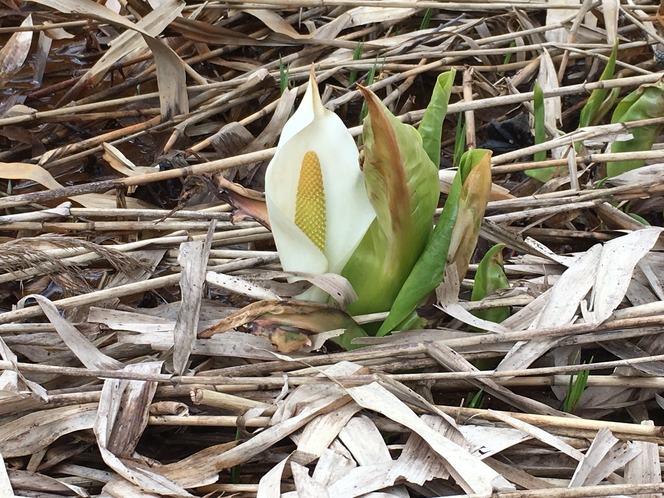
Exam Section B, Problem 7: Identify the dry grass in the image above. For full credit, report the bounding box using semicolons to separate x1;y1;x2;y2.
0;0;664;496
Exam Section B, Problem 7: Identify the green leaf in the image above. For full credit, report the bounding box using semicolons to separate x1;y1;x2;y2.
331;321;369;350
376;149;492;336
348;42;364;88
533;81;546;163
375;171;460;336
342;87;440;317
628;212;650;226
471;243;510;326
608;78;664;177
468;389;485;408
499;41;516;76
578;40;619;129
419;8;433;29
418;70;456;167
525;81;556;182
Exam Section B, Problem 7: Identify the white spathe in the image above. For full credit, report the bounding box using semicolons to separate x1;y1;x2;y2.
265;71;376;280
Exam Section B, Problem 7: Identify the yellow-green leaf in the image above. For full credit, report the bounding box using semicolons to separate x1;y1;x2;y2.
418;70;456;167
342;87;439;316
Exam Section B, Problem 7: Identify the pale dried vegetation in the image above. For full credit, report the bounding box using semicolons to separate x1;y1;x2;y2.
2;0;664;496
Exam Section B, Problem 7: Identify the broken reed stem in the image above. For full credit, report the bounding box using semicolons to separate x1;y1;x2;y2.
191;388;275;414
463;482;664;497
149;415;271;427
486;176;664;213
33;116;162;163
215;0;654;10
308;41;645;67
11;374;662;408
492;148;664;174
0;231;193;284
198;485;260;494
0;148;276;209
170;249;278;259
151;397;664;444
40;109;161;123
433;375;664;391
492;115;664;165
0;19;96;34
0;228;270;285
68;207;232;219
485;200;600;223
0;221;265;232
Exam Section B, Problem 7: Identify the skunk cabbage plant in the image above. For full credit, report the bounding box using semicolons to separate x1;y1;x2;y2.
265;69;494;345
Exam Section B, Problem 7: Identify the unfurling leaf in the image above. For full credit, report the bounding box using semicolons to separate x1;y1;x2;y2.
578;41;619;129
607;77;664;177
376;149;492;336
471;243;510;327
342;86;439;316
418;70;456;168
525;81;553;182
533;81;546;164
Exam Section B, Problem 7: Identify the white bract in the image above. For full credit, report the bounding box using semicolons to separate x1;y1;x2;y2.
265;71;376;286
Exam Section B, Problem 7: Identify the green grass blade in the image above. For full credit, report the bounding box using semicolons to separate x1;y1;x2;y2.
420;8;433;29
468;389;484;408
563;353;592;413
453;114;465;167
533;80;546;163
358;57;379;129
499;41;516;76
348;42;364;88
